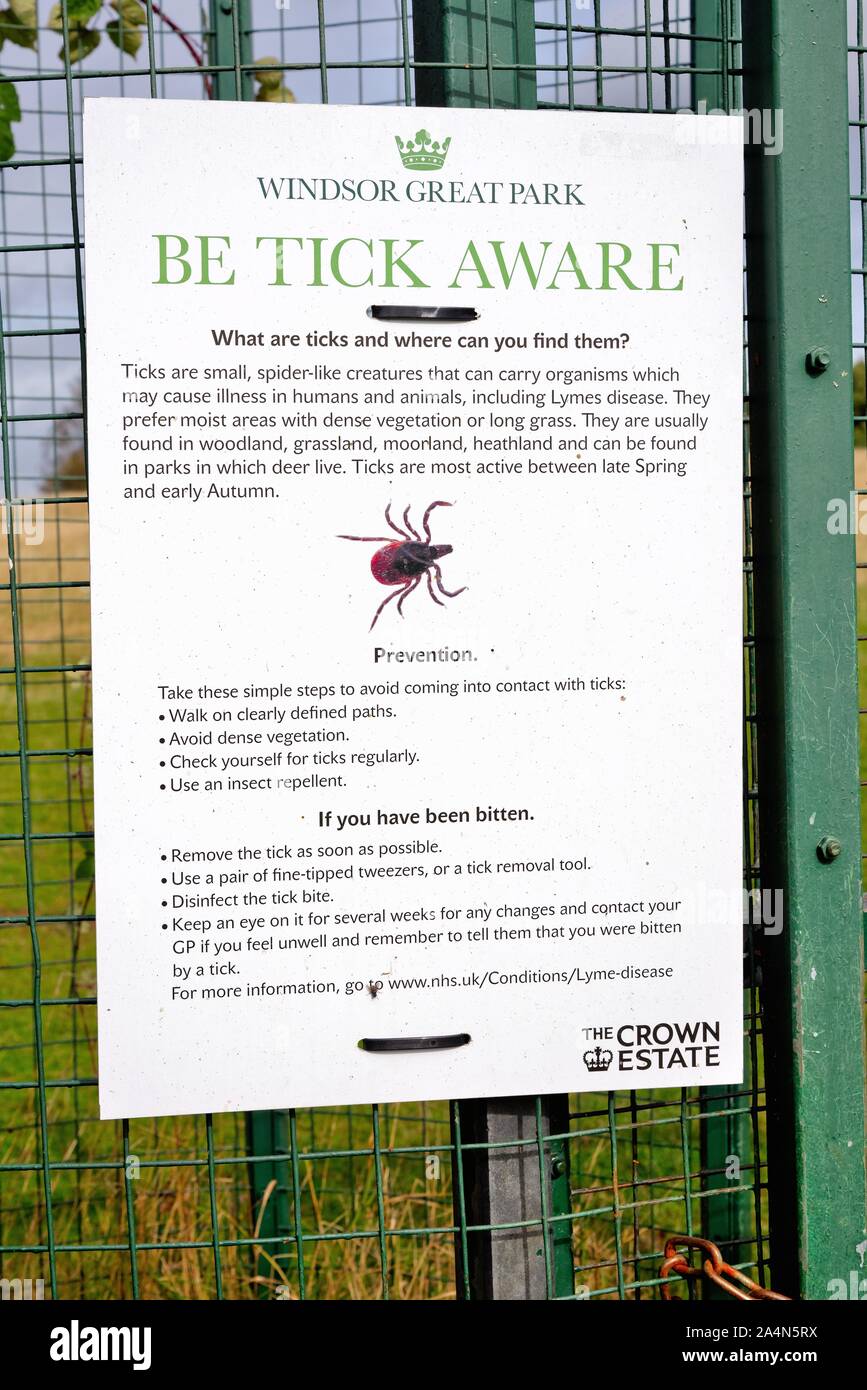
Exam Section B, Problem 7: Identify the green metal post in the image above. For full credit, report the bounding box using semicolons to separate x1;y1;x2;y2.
415;0;570;1298
414;0;537;109
208;0;253;103
693;0;725;110
743;0;867;1297
693;0;754;1285
245;1110;292;1293
452;1096;572;1301
698;1079;754;1276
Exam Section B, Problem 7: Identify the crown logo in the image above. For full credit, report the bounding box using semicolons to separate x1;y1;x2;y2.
395;128;451;171
583;1046;613;1073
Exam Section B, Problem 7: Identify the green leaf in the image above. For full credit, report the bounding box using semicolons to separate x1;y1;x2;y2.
254;57;283;91
9;0;37;26
0;76;20;158
62;25;100;63
75;848;95;882
256;85;295;103
254;56;295;103
49;0;102;34
66;0;102;23
0;54;20;159
106;16;142;55
0;119;15;162
0;8;37;50
0;77;21;122
111;0;146;25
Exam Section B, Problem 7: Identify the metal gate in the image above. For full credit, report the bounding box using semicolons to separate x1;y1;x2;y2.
0;0;863;1301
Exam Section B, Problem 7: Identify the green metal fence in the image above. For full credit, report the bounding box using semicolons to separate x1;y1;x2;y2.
0;0;863;1301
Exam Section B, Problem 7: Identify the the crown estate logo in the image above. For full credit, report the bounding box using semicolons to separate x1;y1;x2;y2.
583;1046;613;1074
582;1020;722;1075
395;128;451;171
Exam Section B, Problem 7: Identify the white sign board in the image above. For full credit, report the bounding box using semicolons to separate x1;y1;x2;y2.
84;98;744;1119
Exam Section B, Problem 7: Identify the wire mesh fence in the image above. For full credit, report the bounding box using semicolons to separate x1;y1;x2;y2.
0;0;848;1301
849;3;867;971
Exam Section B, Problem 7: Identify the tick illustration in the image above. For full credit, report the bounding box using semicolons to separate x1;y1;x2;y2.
338;501;467;631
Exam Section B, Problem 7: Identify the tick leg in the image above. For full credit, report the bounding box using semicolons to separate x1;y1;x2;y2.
403;506;422;541
396;575;422;617
432;563;467;599
421;500;452;542
426;569;445;607
369;584;405;632
385;503;412;540
337;534;394;542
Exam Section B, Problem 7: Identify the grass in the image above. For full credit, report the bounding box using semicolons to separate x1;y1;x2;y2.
0;500;768;1300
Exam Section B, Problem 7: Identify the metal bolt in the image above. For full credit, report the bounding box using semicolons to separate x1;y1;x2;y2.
816;836;842;863
806;347;831;376
551;1156;567;1179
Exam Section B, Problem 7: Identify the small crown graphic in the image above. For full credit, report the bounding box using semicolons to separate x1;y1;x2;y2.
583;1046;613;1073
395;128;451;171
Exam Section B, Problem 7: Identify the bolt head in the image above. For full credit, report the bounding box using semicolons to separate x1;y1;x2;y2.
806;348;831;375
816;836;842;863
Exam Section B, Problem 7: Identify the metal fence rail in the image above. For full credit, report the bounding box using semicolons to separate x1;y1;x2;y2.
0;0;862;1301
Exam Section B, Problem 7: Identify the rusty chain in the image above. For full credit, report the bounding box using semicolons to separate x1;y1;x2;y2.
659;1235;791;1301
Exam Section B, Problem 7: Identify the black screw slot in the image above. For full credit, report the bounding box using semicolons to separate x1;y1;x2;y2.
368;305;478;323
358;1033;472;1053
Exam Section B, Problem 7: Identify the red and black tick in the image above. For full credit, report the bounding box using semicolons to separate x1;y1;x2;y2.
338;501;467;632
